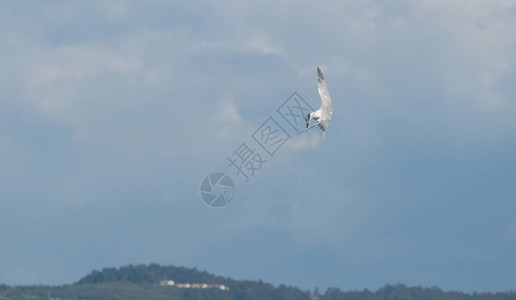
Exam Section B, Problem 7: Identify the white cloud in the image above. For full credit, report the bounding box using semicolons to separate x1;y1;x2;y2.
413;0;516;108
329;57;381;95
247;33;284;56
344;0;382;35
285;134;320;150
207;100;253;142
25;44;141;121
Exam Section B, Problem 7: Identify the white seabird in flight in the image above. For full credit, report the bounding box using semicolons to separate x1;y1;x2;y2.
297;66;333;139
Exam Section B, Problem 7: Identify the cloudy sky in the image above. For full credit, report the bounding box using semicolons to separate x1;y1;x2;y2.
1;0;515;293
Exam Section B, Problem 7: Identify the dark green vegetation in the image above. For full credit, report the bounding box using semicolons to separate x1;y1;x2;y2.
0;264;514;300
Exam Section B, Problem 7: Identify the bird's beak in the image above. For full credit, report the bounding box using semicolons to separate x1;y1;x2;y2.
306;122;309;128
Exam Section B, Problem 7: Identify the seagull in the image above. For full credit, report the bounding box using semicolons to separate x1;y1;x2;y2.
297;67;333;139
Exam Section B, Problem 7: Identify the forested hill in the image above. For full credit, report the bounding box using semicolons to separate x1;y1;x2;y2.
0;264;515;300
77;263;229;285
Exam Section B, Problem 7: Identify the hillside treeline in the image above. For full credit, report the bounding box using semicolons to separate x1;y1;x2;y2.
0;264;514;300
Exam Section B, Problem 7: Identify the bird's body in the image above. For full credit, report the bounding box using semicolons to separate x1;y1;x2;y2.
308;109;330;131
298;67;333;139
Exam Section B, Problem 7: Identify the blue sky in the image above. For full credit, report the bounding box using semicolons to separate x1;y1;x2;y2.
1;0;515;293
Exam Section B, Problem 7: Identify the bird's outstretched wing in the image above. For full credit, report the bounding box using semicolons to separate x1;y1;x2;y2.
317;67;332;117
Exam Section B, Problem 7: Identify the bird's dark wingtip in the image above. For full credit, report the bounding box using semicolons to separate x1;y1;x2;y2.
317;67;324;80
